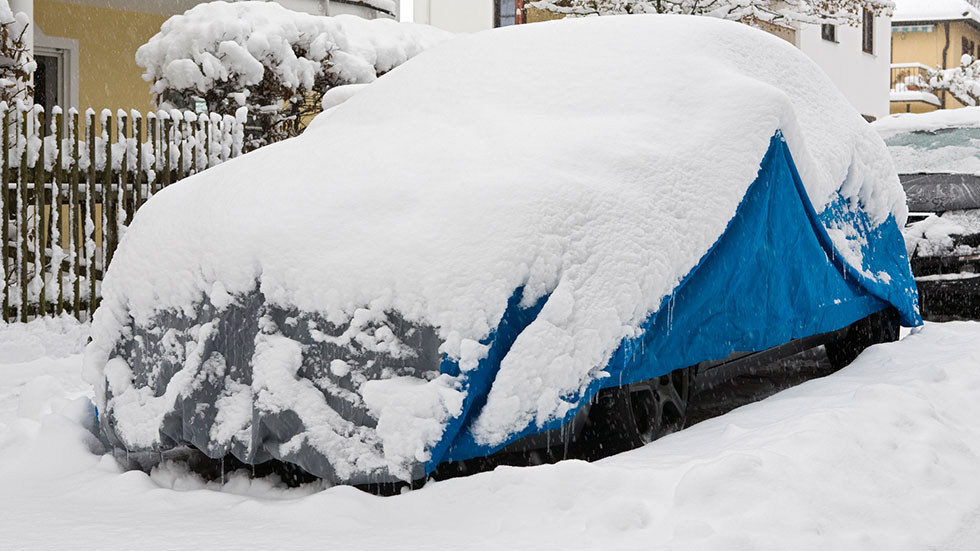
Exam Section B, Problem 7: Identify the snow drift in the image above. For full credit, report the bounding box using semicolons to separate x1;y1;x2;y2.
86;15;918;484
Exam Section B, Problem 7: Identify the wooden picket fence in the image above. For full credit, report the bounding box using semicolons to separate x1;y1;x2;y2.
0;102;245;323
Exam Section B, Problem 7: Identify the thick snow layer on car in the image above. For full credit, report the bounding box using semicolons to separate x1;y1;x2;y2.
86;15;908;478
6;321;980;549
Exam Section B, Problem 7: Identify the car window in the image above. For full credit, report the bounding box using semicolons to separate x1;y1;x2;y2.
884;127;980;175
884;127;980;150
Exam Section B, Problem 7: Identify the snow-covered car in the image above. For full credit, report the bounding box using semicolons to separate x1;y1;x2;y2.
875;108;980;320
85;15;921;488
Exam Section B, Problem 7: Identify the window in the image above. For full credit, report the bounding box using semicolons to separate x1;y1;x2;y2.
495;0;516;27
821;23;837;42
965;36;978;60
33;27;79;115
862;9;874;54
34;54;61;116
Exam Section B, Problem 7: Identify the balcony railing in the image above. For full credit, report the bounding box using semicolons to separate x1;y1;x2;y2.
890;63;941;107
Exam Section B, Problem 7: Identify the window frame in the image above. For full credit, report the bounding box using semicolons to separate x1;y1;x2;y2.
34;25;79;111
821;23;837;43
862;9;874;55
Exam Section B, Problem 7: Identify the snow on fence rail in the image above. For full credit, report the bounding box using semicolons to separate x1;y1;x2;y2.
0;102;245;323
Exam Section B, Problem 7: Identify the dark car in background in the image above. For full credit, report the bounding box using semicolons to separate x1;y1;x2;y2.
876;110;980;320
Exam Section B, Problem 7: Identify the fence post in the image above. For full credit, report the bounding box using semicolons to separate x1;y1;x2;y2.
190;114;199;176
53;109;65;316
176;114;186;181
1;106;8;323
35;108;48;318
132;110;142;219
86;109;96;317
163;116;172;189
103;113;116;275
117;111;128;253
70;109;81;319
19;109;28;322
148;114;158;196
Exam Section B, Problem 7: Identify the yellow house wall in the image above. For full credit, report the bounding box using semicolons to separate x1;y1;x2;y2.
892;21;980;109
889;101;940;114
34;0;167;113
526;7;565;23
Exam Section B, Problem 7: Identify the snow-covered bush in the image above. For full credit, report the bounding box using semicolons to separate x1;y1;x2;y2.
528;0;893;26
0;1;33;104
929;54;980;107
136;1;451;149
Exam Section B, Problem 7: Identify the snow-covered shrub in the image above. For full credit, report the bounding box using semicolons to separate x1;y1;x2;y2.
528;0;893;26
136;1;451;150
0;1;33;104
930;54;980;107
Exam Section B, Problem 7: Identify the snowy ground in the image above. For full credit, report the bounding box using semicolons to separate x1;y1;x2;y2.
1;318;979;550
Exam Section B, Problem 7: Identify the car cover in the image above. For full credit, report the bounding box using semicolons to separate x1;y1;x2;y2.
86;15;921;485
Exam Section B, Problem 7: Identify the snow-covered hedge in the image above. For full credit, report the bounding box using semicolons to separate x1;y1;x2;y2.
135;1;452;148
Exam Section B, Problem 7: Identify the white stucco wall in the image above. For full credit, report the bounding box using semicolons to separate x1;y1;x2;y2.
797;15;892;120
413;0;492;32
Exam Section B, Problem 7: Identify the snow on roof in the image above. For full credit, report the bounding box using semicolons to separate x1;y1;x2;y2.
86;15;906;469
893;0;980;24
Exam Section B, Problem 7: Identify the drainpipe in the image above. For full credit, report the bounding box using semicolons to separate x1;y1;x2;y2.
942;21;950;108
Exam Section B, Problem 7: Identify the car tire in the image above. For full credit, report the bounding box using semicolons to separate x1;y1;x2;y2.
580;366;695;459
825;307;900;370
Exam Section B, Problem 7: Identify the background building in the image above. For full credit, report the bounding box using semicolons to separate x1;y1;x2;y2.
413;0;519;31
890;0;980;112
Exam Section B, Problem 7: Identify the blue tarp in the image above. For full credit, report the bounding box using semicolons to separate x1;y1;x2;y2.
429;132;921;471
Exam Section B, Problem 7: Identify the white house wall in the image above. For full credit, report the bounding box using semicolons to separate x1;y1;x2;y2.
797;16;891;120
414;0;493;32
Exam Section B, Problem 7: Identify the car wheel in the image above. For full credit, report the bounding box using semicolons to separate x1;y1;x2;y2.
825;307;900;370
580;366;694;459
